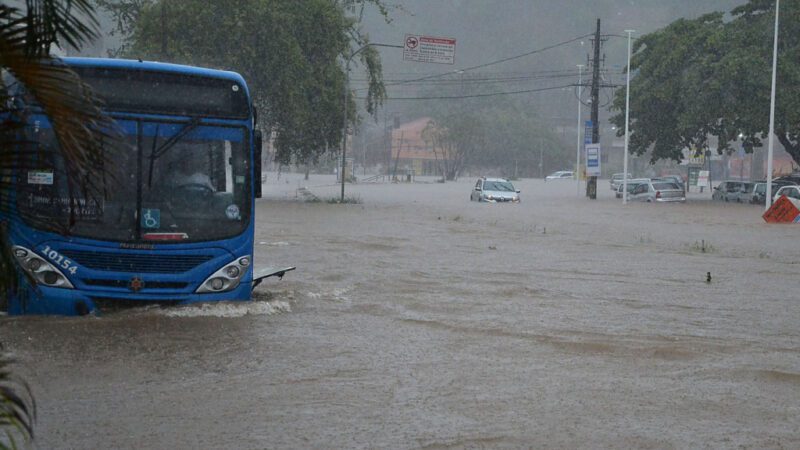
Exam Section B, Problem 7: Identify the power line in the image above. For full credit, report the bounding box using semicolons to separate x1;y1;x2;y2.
351;70;625;88
354;32;594;92
355;84;575;101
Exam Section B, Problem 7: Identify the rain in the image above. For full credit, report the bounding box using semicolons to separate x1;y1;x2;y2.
1;1;799;448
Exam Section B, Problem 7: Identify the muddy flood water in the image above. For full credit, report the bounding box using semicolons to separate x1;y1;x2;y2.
2;174;799;449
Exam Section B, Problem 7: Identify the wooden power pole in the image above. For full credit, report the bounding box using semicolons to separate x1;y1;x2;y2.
587;18;602;199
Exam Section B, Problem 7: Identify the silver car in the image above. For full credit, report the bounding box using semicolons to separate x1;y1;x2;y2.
629;181;686;202
615;178;650;198
471;177;520;203
712;181;751;202
545;171;574;181
610;172;633;191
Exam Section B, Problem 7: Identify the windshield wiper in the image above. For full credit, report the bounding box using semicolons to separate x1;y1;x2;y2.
147;117;201;188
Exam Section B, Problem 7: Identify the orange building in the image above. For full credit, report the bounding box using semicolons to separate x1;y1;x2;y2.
389;117;451;177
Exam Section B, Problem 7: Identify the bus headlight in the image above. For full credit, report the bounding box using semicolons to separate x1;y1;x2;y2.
12;246;74;289
196;255;250;294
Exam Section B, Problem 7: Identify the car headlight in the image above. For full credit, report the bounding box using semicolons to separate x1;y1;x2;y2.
196;255;251;293
12;246;73;289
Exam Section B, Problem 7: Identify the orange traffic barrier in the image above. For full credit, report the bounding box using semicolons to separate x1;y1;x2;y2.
763;196;800;223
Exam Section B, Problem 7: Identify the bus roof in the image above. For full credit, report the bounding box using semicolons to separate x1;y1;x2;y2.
61;57;251;119
62;57;248;89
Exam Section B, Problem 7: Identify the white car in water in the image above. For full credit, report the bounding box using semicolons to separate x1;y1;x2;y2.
471;177;520;203
629;181;686;202
545;171;574;181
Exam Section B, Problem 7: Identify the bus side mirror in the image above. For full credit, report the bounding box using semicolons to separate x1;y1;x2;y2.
254;130;263;198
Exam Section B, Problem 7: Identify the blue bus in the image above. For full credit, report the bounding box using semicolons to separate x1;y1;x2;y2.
5;58;292;315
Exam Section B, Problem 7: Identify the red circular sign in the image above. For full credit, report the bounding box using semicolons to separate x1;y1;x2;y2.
405;36;418;49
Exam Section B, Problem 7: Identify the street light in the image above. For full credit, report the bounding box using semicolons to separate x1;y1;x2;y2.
765;0;780;211
576;64;584;195
341;42;403;202
622;29;635;205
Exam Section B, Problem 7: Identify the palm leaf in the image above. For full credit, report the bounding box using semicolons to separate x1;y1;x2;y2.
22;0;99;55
0;357;35;450
1;2;120;296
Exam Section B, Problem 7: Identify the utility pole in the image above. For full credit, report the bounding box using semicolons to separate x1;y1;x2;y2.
586;19;602;199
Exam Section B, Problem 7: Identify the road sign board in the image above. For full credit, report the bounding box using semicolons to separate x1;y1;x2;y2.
586;143;601;176
584;120;593;146
403;34;456;65
698;170;710;187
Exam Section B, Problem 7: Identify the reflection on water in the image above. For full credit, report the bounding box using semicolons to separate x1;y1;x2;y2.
2;174;799;448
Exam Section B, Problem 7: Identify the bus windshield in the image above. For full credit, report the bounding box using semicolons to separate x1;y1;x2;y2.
16;118;251;243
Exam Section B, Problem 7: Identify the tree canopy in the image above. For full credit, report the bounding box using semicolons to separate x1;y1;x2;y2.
610;0;800;167
97;0;390;165
420;90;572;180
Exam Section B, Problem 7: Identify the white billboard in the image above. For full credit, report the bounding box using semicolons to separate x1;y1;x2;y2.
403;34;456;65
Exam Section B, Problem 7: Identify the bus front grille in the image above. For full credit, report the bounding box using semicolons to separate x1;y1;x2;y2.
82;279;189;290
61;250;213;274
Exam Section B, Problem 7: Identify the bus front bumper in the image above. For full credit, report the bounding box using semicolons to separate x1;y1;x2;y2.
8;281;254;316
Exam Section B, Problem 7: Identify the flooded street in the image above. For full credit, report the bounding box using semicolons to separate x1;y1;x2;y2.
2;174;799;449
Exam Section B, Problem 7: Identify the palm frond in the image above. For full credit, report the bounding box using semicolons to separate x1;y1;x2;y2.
22;0;99;55
0;356;35;449
0;0;119;297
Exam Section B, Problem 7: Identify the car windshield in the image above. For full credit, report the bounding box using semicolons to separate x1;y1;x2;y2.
16;118;250;243
755;184;766;194
626;182;643;192
483;181;515;192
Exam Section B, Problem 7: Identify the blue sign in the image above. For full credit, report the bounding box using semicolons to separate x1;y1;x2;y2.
584;120;593;146
141;208;160;229
585;143;601;176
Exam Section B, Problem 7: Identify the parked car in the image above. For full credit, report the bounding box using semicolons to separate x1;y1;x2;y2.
545;171;574;181
610;172;633;191
653;175;684;187
773;185;800;203
775;174;800;185
471;177;520;202
748;180;797;204
712;181;746;202
746;182;766;204
615;178;650;198
629;181;686;202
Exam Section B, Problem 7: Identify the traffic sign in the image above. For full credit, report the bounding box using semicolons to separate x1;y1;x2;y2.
586;143;601;176
403;34;456;65
584;120;592;146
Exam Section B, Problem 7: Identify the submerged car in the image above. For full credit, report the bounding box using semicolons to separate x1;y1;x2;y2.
712;181;749;202
629;181;686;202
610;172;633;191
652;175;685;188
545;171;574;181
751;180;797;204
745;182;766;204
773;185;800;203
615;178;650;198
471;177;520;202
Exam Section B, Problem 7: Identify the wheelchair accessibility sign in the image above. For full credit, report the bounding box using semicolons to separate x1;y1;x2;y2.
141;208;160;229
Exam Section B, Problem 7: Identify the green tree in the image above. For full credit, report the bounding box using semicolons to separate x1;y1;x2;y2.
1;1;115;446
611;1;800;167
97;0;389;166
421;89;572;179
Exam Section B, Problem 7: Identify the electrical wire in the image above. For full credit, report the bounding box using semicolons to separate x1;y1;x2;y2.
355;84;576;101
353;32;595;92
